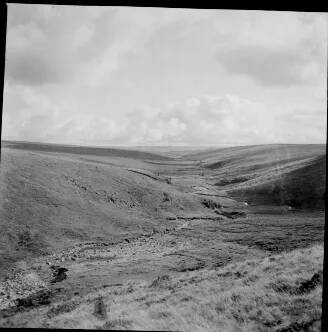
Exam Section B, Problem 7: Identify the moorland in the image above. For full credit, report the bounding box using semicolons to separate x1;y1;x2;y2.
0;141;325;331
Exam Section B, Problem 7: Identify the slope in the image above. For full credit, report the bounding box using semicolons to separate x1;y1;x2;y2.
0;147;203;278
185;144;326;209
228;155;326;208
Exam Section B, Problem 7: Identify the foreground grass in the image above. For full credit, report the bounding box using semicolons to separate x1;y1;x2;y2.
40;244;323;331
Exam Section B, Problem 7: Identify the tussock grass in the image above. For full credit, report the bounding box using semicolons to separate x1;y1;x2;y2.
44;244;323;331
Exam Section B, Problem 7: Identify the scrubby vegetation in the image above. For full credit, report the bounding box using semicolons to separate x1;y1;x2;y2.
0;143;325;330
16;245;321;331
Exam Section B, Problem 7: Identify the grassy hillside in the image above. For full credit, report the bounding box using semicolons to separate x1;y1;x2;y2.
184;144;325;165
0;147;202;277
2;244;322;331
185;144;326;209
228;155;326;208
0;143;324;272
0;142;325;330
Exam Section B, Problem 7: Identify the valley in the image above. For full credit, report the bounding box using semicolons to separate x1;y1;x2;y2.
0;141;325;331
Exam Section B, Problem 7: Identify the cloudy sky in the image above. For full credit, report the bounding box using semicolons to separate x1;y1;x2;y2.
2;5;327;146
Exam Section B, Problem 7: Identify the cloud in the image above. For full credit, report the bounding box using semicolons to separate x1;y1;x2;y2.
5;5;205;88
274;108;327;144
3;79;325;145
217;43;319;86
216;11;326;87
5;5;117;86
121;95;278;145
3;6;326;146
122;95;326;145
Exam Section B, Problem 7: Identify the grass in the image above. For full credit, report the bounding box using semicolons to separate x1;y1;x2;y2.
185;144;326;209
36;244;323;331
0;147;203;278
229;155;325;208
0;142;325;330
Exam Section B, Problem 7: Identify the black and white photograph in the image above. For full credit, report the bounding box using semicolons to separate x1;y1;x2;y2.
0;4;326;331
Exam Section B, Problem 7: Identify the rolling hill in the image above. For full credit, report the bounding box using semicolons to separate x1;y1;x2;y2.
1;140;172;161
0;145;204;278
185;144;326;208
228;155;326;208
0;142;325;330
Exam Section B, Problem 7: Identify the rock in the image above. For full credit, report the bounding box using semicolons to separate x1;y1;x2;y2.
93;297;108;320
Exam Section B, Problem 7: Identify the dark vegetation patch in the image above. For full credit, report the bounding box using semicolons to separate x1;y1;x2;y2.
215;209;247;219
46;301;79;318
176;260;206;272
0;289;58;319
15;290;52;308
50;266;68;283
206;160;227;169
202;199;221;209
174;216;224;221
93;297;108;320
276;318;320;332
271;282;301;295
299;272;323;293
101;318;133;330
162;192;171;202
150;275;171;288
271;273;323;296
205;158;238;169
215;176;249;186
165;177;172;184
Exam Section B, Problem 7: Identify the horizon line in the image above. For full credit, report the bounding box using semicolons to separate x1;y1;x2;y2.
1;138;326;150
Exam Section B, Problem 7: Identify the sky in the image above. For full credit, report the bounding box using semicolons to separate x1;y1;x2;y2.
2;5;327;146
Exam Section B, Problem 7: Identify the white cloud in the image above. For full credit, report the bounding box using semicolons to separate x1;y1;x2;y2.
3;78;326;145
119;95;280;145
216;11;327;86
3;6;326;146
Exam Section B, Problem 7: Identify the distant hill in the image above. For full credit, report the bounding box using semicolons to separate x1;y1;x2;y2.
228;155;326;208
1;140;172;161
190;144;326;209
184;144;325;164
